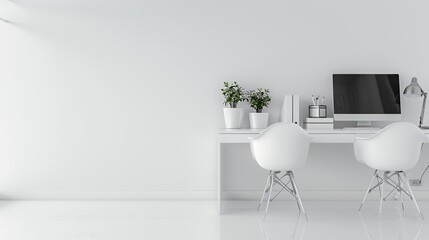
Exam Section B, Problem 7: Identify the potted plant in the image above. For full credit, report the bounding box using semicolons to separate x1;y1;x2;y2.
247;88;271;129
221;81;246;129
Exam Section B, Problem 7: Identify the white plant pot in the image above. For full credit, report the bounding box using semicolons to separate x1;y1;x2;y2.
249;112;269;129
223;108;244;129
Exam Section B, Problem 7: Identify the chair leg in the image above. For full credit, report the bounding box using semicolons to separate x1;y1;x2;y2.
379;171;386;215
376;175;382;197
259;171;308;220
264;172;274;218
258;171;272;211
359;170;378;211
286;172;301;212
398;173;405;212
290;172;308;221
270;174;291;202
402;172;424;220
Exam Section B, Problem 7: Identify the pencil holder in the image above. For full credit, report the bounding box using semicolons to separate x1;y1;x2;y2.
309;105;327;118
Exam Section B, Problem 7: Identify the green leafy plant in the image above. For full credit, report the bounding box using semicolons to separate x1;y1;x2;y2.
247;88;271;113
221;81;246;108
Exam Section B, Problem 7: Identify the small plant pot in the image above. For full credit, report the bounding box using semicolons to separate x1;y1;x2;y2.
223;108;244;129
249;112;269;129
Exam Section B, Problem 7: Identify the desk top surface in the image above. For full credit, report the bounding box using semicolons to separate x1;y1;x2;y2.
218;128;429;134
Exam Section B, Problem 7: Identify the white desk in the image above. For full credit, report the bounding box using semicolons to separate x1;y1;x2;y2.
217;128;429;214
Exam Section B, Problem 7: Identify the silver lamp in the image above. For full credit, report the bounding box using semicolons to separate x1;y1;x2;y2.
403;77;429;129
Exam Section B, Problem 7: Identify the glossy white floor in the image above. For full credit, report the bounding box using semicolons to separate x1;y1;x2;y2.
0;200;426;240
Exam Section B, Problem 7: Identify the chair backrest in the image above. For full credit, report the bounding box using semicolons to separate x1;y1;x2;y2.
250;122;311;171
354;122;427;171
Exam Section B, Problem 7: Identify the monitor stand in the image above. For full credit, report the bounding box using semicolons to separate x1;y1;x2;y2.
343;121;381;130
357;121;371;128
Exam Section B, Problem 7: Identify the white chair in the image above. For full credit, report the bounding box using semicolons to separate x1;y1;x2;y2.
354;122;426;218
250;122;311;219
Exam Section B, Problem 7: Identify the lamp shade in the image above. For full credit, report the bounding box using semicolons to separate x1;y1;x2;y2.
403;77;424;98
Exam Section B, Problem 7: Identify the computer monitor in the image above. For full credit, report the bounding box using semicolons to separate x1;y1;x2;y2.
333;74;401;127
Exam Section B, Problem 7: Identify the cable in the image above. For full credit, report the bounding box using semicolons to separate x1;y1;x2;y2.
0;17;10;23
419;164;429;182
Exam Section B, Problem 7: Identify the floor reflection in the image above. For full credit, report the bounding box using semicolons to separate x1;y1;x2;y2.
219;201;428;240
219;201;308;240
257;212;307;240
359;211;424;240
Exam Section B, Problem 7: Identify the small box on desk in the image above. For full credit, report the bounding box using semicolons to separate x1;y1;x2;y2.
303;118;334;129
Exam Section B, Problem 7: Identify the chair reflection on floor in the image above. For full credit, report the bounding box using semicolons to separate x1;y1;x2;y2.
359;211;424;240
257;211;307;240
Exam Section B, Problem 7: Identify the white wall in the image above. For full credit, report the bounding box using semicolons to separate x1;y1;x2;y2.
0;0;429;200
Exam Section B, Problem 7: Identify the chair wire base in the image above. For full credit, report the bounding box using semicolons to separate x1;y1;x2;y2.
359;170;424;220
258;171;308;221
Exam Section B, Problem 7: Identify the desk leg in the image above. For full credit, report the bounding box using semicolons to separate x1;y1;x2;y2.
217;142;221;215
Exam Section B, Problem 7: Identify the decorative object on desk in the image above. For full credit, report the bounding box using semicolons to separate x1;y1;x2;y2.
303;118;334;129
309;95;326;118
280;95;300;125
221;81;246;128
309;105;327;118
404;77;429;129
311;95;325;106
246;88;271;129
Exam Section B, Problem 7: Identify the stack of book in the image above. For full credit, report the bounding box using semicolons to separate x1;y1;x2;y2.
303;118;334;129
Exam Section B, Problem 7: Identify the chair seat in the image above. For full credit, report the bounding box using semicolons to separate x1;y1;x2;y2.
249;123;311;220
353;122;426;218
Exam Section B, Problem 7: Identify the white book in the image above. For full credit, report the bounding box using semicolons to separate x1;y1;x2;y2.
292;95;300;125
280;95;293;123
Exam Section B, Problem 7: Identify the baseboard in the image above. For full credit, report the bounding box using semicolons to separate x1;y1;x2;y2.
221;190;429;201
0;191;215;200
2;190;429;201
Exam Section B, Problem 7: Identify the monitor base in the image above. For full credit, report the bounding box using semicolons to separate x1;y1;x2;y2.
343;127;381;131
357;121;372;128
342;121;381;130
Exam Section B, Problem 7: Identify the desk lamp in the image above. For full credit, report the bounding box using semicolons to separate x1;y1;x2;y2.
403;77;429;129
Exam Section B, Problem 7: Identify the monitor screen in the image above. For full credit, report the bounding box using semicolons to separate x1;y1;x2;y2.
333;74;401;116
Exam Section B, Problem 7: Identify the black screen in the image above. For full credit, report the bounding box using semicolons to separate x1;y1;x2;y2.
333;74;401;114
